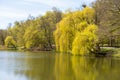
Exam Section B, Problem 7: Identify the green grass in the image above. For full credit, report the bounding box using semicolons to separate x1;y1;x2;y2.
100;47;120;57
112;48;120;57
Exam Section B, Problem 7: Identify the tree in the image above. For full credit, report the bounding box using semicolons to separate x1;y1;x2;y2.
0;30;7;45
4;8;62;50
23;21;45;49
93;0;120;47
5;36;17;48
54;7;98;55
39;8;62;49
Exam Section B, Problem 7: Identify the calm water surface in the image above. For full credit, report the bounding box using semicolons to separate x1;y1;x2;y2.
0;51;120;80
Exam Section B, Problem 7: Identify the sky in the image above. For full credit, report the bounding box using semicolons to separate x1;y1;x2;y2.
0;0;95;29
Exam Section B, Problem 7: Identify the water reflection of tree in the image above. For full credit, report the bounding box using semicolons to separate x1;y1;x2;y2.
12;53;120;80
54;54;120;80
95;58;120;80
71;56;98;80
14;53;55;80
71;57;120;80
54;54;75;80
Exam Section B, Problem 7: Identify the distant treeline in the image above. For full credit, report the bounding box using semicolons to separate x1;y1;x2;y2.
1;7;62;51
0;0;120;55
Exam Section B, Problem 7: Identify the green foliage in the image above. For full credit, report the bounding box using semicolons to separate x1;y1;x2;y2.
5;36;17;48
23;23;45;49
0;30;7;45
4;8;62;50
72;24;98;55
54;7;98;55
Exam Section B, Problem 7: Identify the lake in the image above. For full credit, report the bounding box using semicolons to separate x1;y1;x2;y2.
0;51;120;80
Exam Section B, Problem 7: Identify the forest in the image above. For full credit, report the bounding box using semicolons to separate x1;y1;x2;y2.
0;0;120;56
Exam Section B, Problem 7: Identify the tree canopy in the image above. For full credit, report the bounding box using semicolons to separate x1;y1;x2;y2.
4;8;62;50
93;0;120;46
5;36;17;48
54;7;98;55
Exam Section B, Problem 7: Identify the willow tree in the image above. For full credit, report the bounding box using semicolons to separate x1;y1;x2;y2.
5;36;17;48
23;20;45;49
54;7;98;55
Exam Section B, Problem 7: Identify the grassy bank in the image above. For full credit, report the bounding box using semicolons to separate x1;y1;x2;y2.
100;47;120;57
0;45;56;53
1;45;120;57
111;48;120;57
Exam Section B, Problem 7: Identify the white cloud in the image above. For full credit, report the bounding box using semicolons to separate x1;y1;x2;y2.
23;0;80;8
0;0;95;19
0;0;96;29
0;6;27;29
22;0;96;10
0;5;45;29
0;11;27;18
0;6;28;18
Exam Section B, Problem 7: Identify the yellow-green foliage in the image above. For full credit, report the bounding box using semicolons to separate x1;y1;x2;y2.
72;24;98;55
3;9;62;50
54;7;98;55
5;36;17;48
23;23;45;49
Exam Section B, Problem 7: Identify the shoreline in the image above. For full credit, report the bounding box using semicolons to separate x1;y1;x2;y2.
0;47;120;57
